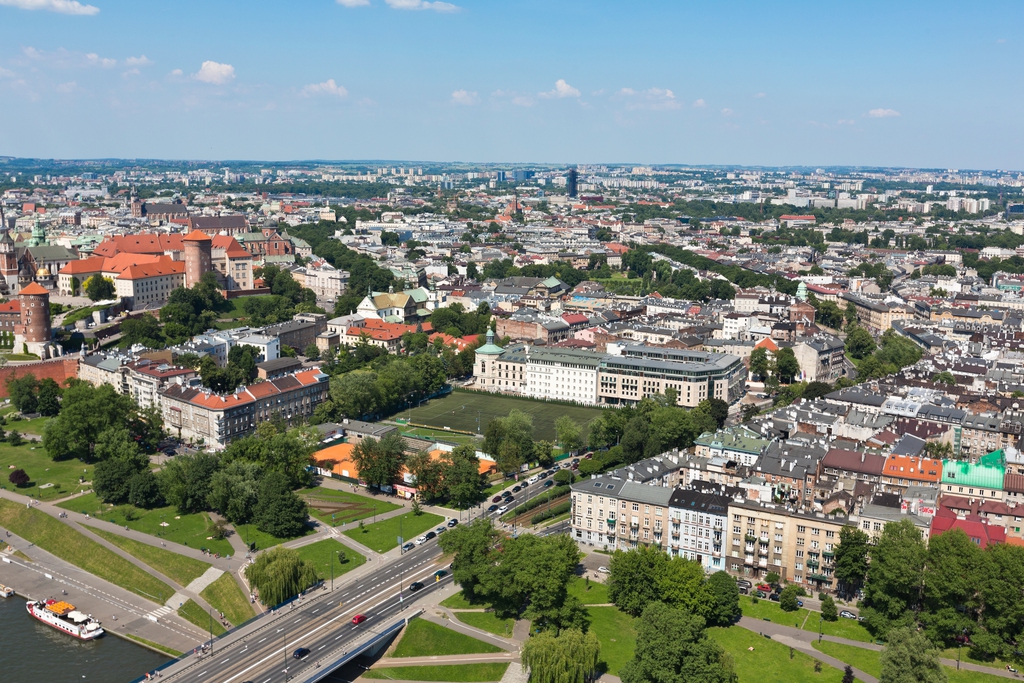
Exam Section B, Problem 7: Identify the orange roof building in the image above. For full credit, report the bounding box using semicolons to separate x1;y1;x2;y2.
313;442;495;492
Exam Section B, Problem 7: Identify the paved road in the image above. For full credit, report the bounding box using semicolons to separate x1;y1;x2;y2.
158;473;559;683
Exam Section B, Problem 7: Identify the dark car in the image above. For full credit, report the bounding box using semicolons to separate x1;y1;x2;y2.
501;491;512;499
434;569;448;579
447;518;458;528
487;504;498;512
504;496;515;504
492;495;503;503
511;485;521;493
293;648;311;659
544;480;554;487
768;593;780;602
424;531;436;541
538;472;548;479
408;581;424;592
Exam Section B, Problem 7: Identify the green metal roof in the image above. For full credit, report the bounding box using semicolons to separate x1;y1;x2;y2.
941;453;1005;490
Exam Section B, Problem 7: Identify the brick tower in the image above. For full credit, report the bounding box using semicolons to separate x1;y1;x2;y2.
0;229;18;292
183;229;212;288
15;282;54;358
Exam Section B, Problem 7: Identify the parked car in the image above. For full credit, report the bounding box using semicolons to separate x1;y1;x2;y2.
597;566;610;574
447;519;458;528
544;480;554;487
539;472;548;479
414;535;427;545
504;496;515;504
498;505;509;514
492;495;503;503
435;526;447;535
840;610;857;619
738;586;750;595
512;485;521;493
424;531;436;541
501;490;512;498
797;600;804;607
408;581;424;592
487;504;498;512
293;648;311;659
736;580;752;589
352;614;367;625
402;542;415;552
434;569;448;579
768;593;780;602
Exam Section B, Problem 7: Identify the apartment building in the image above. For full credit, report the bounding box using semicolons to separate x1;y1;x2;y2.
125;358;196;408
598;346;746;408
842;294;911;332
570;475;672;551
791;335;846;383
668;488;728;572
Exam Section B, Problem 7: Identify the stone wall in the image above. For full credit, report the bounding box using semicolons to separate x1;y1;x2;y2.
0;357;80;398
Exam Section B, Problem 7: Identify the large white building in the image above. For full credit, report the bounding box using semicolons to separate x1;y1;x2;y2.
474;336;601;404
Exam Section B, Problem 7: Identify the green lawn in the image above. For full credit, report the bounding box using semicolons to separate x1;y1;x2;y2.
234;522;314;552
363;664;509;682
0;442;94;500
298;486;401;527
57;493;233;556
403;392;605;441
588;606;637;675
940;648;1011;672
440;591;485;610
1;411;51;436
400;427;484;446
344;512;444;553
568;576;610;605
200;573;255;627
740;595;809;628
394;618;502;657
177;598;227;636
0;498;174;604
801;614;874;643
452;611;515;638
125;634;184;658
814;640;1007;683
89;526;211;586
712;626;843;683
293;538;367;582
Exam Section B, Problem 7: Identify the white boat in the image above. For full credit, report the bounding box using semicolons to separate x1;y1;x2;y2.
0;584;13;598
26;599;104;640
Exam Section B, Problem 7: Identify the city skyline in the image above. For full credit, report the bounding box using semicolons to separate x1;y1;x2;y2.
0;0;1021;168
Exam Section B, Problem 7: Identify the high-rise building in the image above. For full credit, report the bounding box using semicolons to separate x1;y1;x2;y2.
567;167;579;198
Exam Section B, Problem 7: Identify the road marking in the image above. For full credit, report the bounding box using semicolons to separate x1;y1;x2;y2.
318;645;326;650
258;637;266;643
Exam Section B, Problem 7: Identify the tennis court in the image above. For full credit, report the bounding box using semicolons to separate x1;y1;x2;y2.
400;391;605;441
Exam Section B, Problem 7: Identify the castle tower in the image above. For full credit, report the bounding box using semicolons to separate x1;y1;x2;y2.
27;217;47;248
15;282;54;358
183;229;213;288
0;229;18;291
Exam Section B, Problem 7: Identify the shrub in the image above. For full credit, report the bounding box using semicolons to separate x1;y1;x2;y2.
8;468;29;487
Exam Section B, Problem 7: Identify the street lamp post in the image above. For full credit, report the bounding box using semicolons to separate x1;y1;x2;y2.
818;617;823;643
957;628;967;670
209;607;214;655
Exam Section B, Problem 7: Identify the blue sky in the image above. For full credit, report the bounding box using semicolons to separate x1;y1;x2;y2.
0;0;1020;168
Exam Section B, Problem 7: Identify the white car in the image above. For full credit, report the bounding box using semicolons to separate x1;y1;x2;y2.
498;505;509;514
414;535;428;545
597;566;610;574
528;475;539;484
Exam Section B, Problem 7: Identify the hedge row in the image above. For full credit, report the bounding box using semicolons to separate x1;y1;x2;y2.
531;501;572;525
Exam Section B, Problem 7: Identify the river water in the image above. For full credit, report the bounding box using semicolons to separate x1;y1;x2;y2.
0;596;168;683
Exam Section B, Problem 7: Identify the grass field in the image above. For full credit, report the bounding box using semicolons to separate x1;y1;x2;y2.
568;577;610;605
293;538;366;582
739;595;809;628
177;598;227;636
0;498;174;604
440;591;483;610
402;392;605;441
298;486;402;527
363;664;509;682
0;442;93;500
712;627;843;683
200;573;255;627
89;527;211;587
393;618;502;657
801;614;874;643
58;493;234;556
587;606;637;675
234;522;313;552
343;512;443;553
813;641;1006;683
0;406;52;436
399;426;483;447
452;611;515;637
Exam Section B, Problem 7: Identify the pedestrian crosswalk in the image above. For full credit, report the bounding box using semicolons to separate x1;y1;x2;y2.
146;604;173;620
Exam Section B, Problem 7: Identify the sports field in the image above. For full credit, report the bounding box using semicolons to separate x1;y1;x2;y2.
401;392;605;441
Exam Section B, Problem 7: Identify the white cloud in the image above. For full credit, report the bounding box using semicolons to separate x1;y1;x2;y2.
336;0;370;5
385;0;459;11
170;68;183;76
192;61;235;85
121;68;139;77
616;86;680;110
0;0;99;15
539;78;580;99
302;78;348;97
0;67;14;78
512;95;534;107
753;92;766;98
837;119;856;125
721;107;734;116
84;52;115;68
450;89;479;105
692;98;706;108
55;80;77;92
125;55;151;67
867;108;900;118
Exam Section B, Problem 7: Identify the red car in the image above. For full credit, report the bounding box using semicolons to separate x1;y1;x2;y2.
491;495;503;503
352;614;367;625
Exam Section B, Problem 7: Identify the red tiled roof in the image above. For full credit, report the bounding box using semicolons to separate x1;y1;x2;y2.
0;300;20;313
118;259;185;281
18;282;49;296
211;234;250;259
182;230;212;242
92;233;185;257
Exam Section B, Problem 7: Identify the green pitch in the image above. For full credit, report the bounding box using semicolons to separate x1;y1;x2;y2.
400;391;605;441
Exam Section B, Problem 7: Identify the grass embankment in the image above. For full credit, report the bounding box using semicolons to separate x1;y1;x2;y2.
0;498;173;603
364;664;509;682
567;577;610;605
89;527;211;586
344;512;443;553
200;573;255;627
126;634;184;657
177;598;227;636
587;606;637;675
233;522;313;552
298;486;401;527
714;626;843;683
801;614;874;643
0;442;94;500
58;493;234;556
452;611;515;637
394;618;502;657
403;392;604;441
739;595;809;628
293;538;366;582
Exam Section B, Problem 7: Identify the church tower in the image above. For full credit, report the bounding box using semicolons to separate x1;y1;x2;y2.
0;229;18;292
